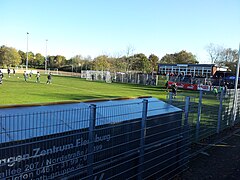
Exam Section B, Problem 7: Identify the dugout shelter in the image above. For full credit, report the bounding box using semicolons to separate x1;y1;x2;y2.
0;97;188;179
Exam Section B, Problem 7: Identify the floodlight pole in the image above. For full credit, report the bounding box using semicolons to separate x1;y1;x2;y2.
232;43;240;125
78;63;81;77
26;32;29;70
45;39;48;74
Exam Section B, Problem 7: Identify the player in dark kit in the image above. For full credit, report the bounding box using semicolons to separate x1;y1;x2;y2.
46;72;52;84
7;68;10;77
171;82;177;98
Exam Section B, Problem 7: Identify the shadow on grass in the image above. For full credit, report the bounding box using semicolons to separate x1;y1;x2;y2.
27;92;127;102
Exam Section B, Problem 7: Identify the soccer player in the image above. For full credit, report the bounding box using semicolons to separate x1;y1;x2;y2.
0;70;3;84
46;72;52;84
29;70;33;78
7;67;10;77
23;71;28;82
36;72;40;83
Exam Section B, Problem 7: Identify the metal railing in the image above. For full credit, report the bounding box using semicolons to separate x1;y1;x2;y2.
0;99;190;180
1;88;239;179
168;89;240;157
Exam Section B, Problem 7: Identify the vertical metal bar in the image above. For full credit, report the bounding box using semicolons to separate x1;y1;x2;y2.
232;43;240;126
181;96;190;167
146;74;148;85
155;75;158;86
169;92;173;104
184;96;190;128
138;99;148;180
45;39;48;74
88;104;96;179
26;32;29;70
217;90;224;133
195;90;203;141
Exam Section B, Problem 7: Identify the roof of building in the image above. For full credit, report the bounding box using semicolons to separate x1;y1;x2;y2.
0;97;182;143
158;64;216;67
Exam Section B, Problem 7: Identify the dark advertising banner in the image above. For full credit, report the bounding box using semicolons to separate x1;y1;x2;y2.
0;111;184;180
0;129;112;180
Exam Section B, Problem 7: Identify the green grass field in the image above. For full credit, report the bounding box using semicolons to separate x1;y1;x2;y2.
0;73;171;106
0;73;219;107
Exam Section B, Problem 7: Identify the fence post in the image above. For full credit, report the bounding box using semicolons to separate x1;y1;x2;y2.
155;75;158;86
195;90;203;141
181;96;190;168
168;92;173;104
138;99;148;180
146;74;148;85
217;90;224;133
88;104;96;179
184;96;190;128
232;89;239;127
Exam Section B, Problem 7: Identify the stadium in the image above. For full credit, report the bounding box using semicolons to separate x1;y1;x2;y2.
1;1;239;178
0;65;240;179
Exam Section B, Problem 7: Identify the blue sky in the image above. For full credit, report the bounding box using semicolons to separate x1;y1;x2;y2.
1;0;239;63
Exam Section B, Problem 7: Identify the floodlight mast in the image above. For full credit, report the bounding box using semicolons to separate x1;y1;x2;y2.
45;39;48;74
26;32;29;70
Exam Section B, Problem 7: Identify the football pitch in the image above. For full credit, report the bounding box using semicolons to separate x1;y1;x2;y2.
0;74;172;106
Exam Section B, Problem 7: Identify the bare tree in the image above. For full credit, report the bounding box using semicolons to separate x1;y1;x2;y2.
125;44;135;57
205;43;238;71
220;48;238;63
112;51;123;59
205;43;224;64
125;44;135;72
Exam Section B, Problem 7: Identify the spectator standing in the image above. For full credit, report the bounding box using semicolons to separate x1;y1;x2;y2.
171;82;177;98
213;86;218;99
165;80;169;92
224;83;228;96
13;69;16;76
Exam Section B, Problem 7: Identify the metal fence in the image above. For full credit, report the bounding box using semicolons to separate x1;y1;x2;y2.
81;71;158;86
1;89;240;179
111;73;157;86
0;98;190;180
168;89;240;156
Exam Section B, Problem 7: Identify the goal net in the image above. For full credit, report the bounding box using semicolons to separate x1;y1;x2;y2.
84;70;112;83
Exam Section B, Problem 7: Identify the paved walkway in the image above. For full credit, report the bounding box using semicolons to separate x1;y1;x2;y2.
181;128;240;180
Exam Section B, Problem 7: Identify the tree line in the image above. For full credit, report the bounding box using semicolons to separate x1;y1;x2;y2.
0;44;238;73
205;43;239;73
